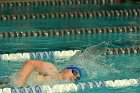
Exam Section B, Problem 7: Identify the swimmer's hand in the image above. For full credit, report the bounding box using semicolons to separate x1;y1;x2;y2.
17;78;26;87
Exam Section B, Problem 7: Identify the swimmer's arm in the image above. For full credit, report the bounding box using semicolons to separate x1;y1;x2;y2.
17;60;58;86
17;60;36;86
17;60;44;86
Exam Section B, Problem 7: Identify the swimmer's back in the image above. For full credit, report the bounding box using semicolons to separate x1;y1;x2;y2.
25;60;58;75
17;60;58;86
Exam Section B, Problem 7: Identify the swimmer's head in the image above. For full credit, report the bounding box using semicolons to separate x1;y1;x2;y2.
65;65;82;77
61;65;82;81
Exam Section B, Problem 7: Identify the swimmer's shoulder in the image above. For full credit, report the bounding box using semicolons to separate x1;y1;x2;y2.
26;60;54;66
33;60;57;68
28;60;58;73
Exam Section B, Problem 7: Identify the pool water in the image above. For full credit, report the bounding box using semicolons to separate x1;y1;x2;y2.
0;0;140;93
0;42;140;93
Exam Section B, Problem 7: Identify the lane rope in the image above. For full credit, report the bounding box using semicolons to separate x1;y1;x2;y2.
0;46;140;61
0;25;139;38
0;9;139;21
0;0;116;7
0;78;139;93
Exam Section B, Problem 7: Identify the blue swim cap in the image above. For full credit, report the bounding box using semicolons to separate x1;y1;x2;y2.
65;65;82;77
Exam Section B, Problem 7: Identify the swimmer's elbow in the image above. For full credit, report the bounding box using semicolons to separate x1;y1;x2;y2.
25;60;42;70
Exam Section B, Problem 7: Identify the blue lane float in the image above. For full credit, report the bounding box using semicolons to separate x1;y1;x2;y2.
0;50;79;61
0;78;139;93
0;47;140;61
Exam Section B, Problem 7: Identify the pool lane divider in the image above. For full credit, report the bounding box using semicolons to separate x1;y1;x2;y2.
0;78;140;93
0;25;139;38
0;0;117;8
0;8;139;21
0;46;140;61
104;47;140;55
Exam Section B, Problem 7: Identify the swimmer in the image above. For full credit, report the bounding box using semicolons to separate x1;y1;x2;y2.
17;60;82;87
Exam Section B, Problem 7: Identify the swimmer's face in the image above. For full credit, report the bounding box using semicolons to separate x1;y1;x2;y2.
62;69;80;80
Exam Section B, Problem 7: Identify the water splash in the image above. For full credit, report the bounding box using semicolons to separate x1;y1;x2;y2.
69;42;119;79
